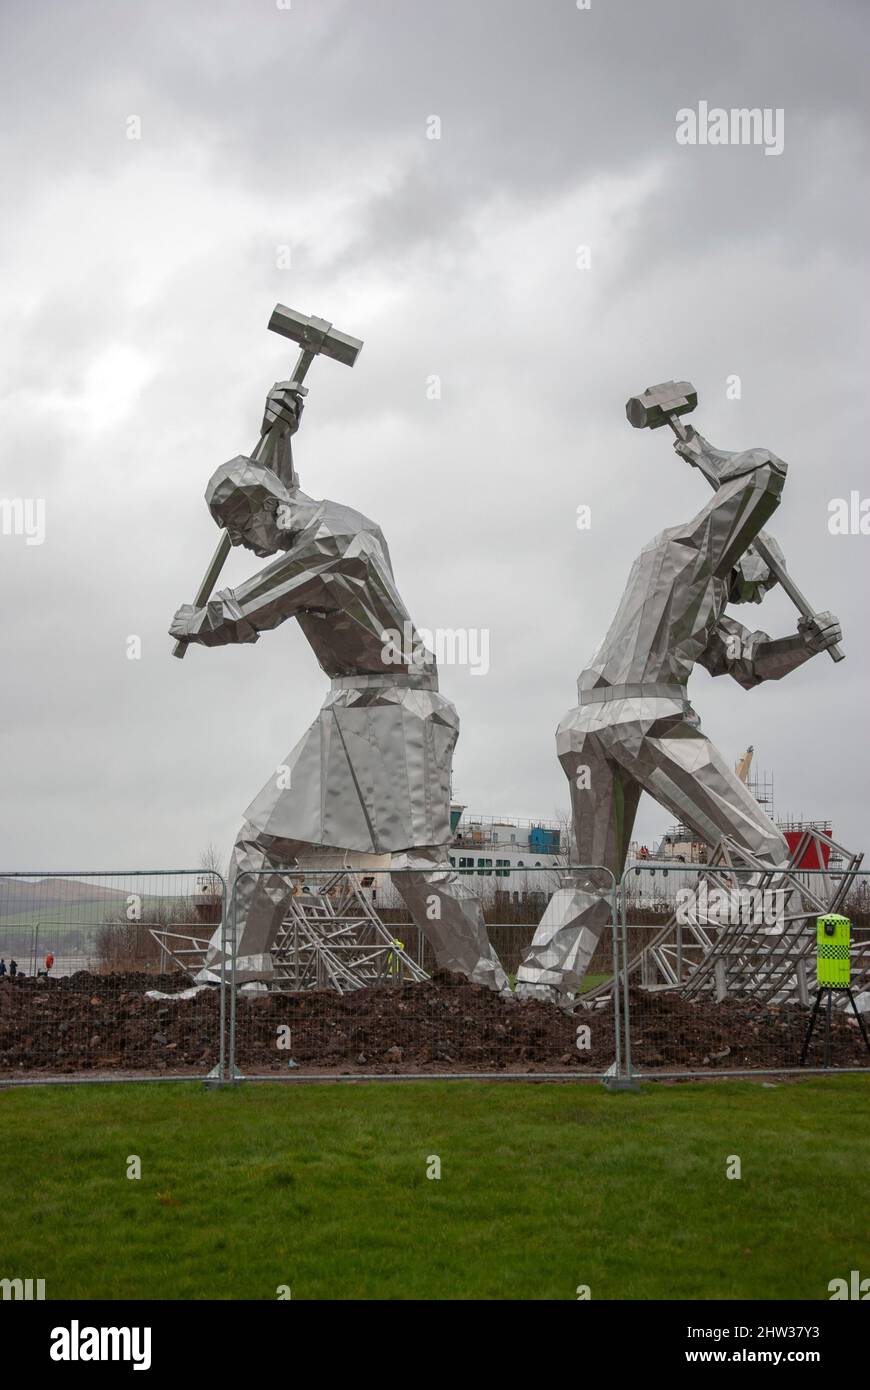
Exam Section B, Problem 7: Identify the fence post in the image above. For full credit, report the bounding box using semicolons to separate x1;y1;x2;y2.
604;871;640;1092
228;879;240;1082
218;881;227;1083
206;873;240;1087
609;879;622;1082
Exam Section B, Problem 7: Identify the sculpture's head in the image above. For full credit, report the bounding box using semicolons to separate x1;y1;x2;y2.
206;456;292;556
206;456;320;555
729;531;783;604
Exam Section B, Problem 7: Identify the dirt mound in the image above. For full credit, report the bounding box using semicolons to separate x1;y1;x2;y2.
625;987;869;1070
232;969;604;1072
0;972;866;1076
0;972;220;1074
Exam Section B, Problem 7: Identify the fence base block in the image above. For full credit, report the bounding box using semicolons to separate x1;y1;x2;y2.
602;1074;641;1092
204;1064;244;1089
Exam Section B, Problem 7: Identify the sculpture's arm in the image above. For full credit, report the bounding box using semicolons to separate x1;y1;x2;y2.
672;428;742;490
699;612;843;689
668;431;788;580
169;536;362;647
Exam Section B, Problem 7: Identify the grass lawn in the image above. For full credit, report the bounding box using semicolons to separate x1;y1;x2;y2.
1;1076;868;1300
579;972;610;992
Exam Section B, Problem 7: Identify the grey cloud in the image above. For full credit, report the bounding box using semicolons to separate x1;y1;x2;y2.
0;0;866;871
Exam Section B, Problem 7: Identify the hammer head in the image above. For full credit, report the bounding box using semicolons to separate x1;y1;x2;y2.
268;304;363;368
626;379;697;430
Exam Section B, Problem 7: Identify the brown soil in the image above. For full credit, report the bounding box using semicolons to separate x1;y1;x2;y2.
0;972;866;1077
0;972;220;1075
624;988;870;1070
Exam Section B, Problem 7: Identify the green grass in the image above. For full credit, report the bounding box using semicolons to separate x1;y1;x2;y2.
579;972;609;992
1;1077;868;1300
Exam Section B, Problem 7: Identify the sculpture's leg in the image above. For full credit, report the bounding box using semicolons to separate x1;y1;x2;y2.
197;821;308;985
519;704;796;1005
516;718;640;1005
390;847;510;995
619;716;795;972
623;713;790;872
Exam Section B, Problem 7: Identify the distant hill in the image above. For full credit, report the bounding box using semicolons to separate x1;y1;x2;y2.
0;878;179;927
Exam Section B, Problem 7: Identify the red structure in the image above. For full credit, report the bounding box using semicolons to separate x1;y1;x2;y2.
784;827;832;869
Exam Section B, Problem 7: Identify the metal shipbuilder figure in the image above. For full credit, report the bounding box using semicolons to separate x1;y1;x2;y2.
171;371;508;993
516;381;842;1006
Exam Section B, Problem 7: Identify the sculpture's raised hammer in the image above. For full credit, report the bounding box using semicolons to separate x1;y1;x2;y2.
625;378;844;663
172;306;363;659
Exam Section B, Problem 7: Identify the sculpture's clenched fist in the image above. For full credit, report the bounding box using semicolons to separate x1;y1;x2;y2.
261;381;305;436
798;611;842;655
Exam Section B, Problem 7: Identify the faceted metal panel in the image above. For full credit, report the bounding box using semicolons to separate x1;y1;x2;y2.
517;425;843;1005
171;393;507;994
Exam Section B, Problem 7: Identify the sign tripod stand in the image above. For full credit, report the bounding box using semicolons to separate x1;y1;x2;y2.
799;914;870;1066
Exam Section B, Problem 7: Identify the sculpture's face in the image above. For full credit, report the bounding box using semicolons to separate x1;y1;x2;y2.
206;457;292;557
223;501;285;557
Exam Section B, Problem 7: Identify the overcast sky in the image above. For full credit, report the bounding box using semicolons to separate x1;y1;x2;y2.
0;0;867;874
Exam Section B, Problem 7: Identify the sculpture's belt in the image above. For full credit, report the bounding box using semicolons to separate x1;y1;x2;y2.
579;683;688;705
330;672;439;692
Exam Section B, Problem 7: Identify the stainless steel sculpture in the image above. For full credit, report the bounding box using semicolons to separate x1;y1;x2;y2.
170;307;508;994
516;381;843;1005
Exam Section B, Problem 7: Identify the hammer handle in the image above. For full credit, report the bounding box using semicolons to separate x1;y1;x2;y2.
171;428;275;660
666;416;844;663
288;347;315;390
752;536;845;662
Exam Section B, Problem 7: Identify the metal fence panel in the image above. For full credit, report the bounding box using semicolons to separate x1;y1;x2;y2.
224;864;619;1080
7;857;864;1084
608;863;870;1079
0;871;228;1081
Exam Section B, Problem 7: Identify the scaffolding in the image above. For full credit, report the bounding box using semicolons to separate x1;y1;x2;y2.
152;869;429;994
585;826;867;1010
270;870;429;993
